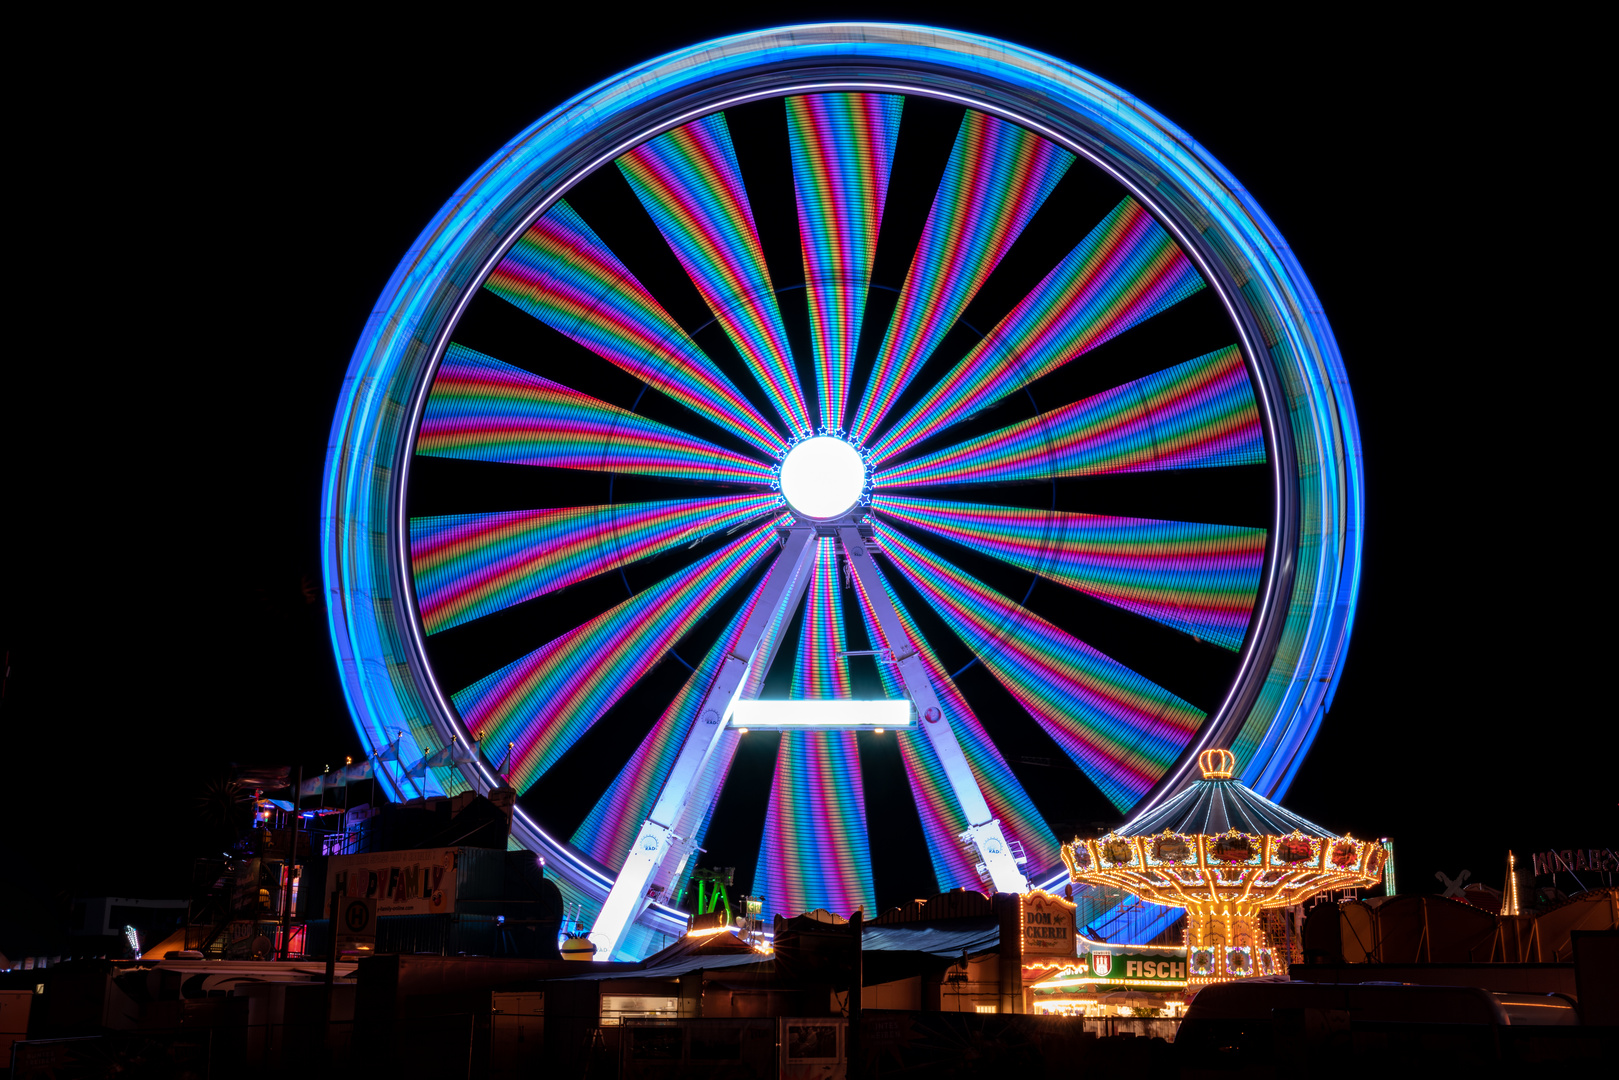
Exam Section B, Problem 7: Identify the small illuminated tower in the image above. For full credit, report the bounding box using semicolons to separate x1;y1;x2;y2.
1060;749;1383;988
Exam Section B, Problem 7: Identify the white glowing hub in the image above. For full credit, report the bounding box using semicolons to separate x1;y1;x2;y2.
778;437;865;520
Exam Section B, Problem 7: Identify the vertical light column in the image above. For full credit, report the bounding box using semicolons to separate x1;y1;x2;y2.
753;539;875;920
787;93;902;432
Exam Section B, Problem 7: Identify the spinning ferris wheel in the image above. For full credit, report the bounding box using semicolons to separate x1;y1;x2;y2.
322;25;1362;961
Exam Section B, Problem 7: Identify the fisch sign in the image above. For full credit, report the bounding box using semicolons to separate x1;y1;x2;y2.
326;847;458;915
1121;957;1186;980
1079;948;1188;987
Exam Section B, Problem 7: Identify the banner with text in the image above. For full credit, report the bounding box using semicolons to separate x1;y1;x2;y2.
1081;948;1187;987
326;847;459;916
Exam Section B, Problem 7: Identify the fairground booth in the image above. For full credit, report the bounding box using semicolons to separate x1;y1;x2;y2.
1027;934;1189;1017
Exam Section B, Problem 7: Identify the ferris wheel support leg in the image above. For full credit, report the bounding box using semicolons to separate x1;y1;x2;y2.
589;526;821;959
837;525;1029;896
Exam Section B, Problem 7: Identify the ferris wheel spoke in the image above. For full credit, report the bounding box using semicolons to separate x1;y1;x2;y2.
848;559;1061;888
451;520;783;793
871;495;1264;652
872;199;1205;464
786;93;903;432
571;574;769;873
848;111;1074;445
873;521;1205;813
486;200;785;456
619;115;813;436
409;494;783;637
420;344;776;483
874;345;1263;489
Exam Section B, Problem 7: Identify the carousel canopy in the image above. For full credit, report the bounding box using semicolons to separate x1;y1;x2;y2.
1118;748;1336;839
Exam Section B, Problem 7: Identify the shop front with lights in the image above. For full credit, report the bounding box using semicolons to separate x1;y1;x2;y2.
1027;936;1190;1016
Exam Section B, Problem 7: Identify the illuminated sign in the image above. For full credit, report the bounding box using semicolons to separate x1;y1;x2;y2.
1082;950;1187;986
1039;951;1189;990
1033;937;1192;990
1531;849;1617;874
1118;957;1187;981
1019;889;1076;958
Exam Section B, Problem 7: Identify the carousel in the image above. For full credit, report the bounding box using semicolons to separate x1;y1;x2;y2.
1060;749;1383;988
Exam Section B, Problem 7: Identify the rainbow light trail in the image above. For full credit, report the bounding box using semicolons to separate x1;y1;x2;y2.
486;201;784;455
411;494;782;636
754;730;873;921
619;115;812;435
873;521;1205;811
849;111;1073;444
872;496;1264;652
873;199;1204;463
736;545;802;701
787;92;903;432
875;345;1263;488
572;578;767;872
791;538;854;700
848;562;1060;890
419;344;776;483
453;522;781;793
754;542;874;920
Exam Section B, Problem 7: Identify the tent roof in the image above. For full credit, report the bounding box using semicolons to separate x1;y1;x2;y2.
861;917;999;958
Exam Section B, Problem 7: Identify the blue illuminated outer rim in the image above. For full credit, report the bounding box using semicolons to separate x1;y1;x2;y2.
320;24;1363;944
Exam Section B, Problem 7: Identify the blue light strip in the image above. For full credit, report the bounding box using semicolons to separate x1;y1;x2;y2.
322;23;1362;954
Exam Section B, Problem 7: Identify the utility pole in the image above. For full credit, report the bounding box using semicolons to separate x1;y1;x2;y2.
324;889;339;1048
848;909;863;1078
279;765;302;960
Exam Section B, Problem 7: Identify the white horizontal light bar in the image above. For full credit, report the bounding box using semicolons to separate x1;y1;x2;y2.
729;699;912;730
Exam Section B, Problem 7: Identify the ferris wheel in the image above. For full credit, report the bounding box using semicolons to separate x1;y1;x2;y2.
322;25;1362;960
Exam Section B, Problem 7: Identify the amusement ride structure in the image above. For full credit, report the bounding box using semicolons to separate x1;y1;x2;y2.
322;25;1362;960
1061;749;1383;986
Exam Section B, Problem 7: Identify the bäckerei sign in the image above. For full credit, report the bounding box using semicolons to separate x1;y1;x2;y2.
1020;889;1076;957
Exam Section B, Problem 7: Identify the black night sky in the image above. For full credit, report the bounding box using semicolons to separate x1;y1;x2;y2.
3;6;1607;947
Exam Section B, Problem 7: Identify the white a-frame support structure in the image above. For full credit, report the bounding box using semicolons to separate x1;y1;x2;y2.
588;520;1027;959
